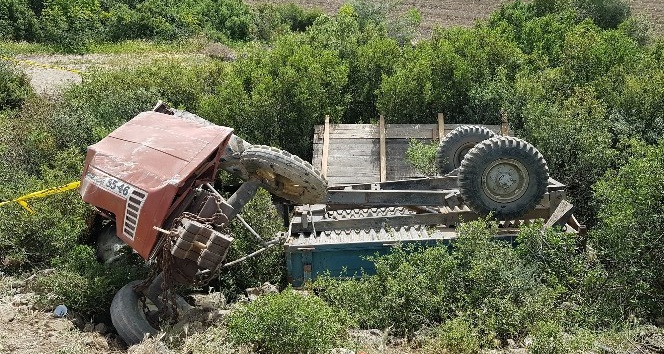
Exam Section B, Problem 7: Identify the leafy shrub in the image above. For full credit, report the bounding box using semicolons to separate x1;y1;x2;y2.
199;34;349;160
405;138;437;176
227;288;348;354
0;0;40;41
350;0;421;45
40;0;103;53
378;25;523;125
426;317;481;354
574;0;630;29
102;0;253;42
0;145;88;270
0;61;33;111
32;244;146;317
252;2;322;42
529;321;569;354
592;140;664;320
215;188;286;301
316;220;557;341
202;0;253;41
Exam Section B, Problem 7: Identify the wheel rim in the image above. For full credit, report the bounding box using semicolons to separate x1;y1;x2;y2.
254;168;304;196
481;158;529;203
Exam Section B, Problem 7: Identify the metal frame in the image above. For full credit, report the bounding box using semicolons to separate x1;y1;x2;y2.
290;175;581;237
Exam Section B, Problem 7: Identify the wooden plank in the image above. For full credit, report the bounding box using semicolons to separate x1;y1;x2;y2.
329;139;377;144
321;115;330;177
379;115;386;182
327;156;378;165
327;131;379;139
501;112;510;136
438;113;445;141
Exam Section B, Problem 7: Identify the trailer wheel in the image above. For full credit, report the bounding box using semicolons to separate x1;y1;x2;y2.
110;279;189;346
95;224;127;264
240;145;328;204
436;125;496;174
458;136;548;220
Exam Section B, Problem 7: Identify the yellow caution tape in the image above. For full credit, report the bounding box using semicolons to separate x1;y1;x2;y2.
0;181;81;213
0;55;83;75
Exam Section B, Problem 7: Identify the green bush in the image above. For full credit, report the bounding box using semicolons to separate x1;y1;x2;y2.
113;0;253;42
529;321;569;354
0;61;33;111
227;288;348;354
253;3;322;42
592;140;664;320
32;244;146;318
426;317;481;354
215;188;286;301
574;0;630;29
316;220;557;341
378;25;523;125
0;0;40;41
199;34;349;160
40;0;103;53
0;145;88;271
405;138;437;176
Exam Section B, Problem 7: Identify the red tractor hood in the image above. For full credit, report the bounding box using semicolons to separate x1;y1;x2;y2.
80;111;233;259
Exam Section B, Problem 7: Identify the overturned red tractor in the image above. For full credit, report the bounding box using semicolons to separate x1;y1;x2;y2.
80;102;327;344
80;103;579;345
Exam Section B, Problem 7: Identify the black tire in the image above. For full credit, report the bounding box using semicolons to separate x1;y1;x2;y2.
458;136;549;220
110;279;190;346
95;223;126;264
436;126;497;174
110;280;158;346
240;145;328;204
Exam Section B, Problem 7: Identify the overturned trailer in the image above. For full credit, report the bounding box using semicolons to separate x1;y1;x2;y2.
284;124;584;286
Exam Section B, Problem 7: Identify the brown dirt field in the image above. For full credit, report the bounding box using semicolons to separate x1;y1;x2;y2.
248;0;664;35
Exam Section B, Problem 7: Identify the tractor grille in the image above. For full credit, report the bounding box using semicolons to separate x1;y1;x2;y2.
123;189;147;240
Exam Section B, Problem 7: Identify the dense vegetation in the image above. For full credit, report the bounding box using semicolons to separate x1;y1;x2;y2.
1;0;663;351
0;0;322;53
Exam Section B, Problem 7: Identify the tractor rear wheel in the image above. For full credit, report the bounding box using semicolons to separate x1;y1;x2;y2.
240;145;328;204
458;136;548;220
436;125;496;174
110;275;191;346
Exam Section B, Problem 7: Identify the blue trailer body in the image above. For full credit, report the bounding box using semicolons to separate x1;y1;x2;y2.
285;238;444;287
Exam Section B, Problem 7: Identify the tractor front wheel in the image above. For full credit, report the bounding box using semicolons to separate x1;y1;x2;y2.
240;145;328;204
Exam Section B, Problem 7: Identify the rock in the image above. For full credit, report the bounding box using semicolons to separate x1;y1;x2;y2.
202;43;236;61
245;287;261;301
261;282;278;294
507;338;517;348
94;322;108;334
369;329;382;336
50;319;74;332
206;309;231;323
193;291;226;309
83;322;95;332
523;335;533;347
330;348;354;354
0;308;16;323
